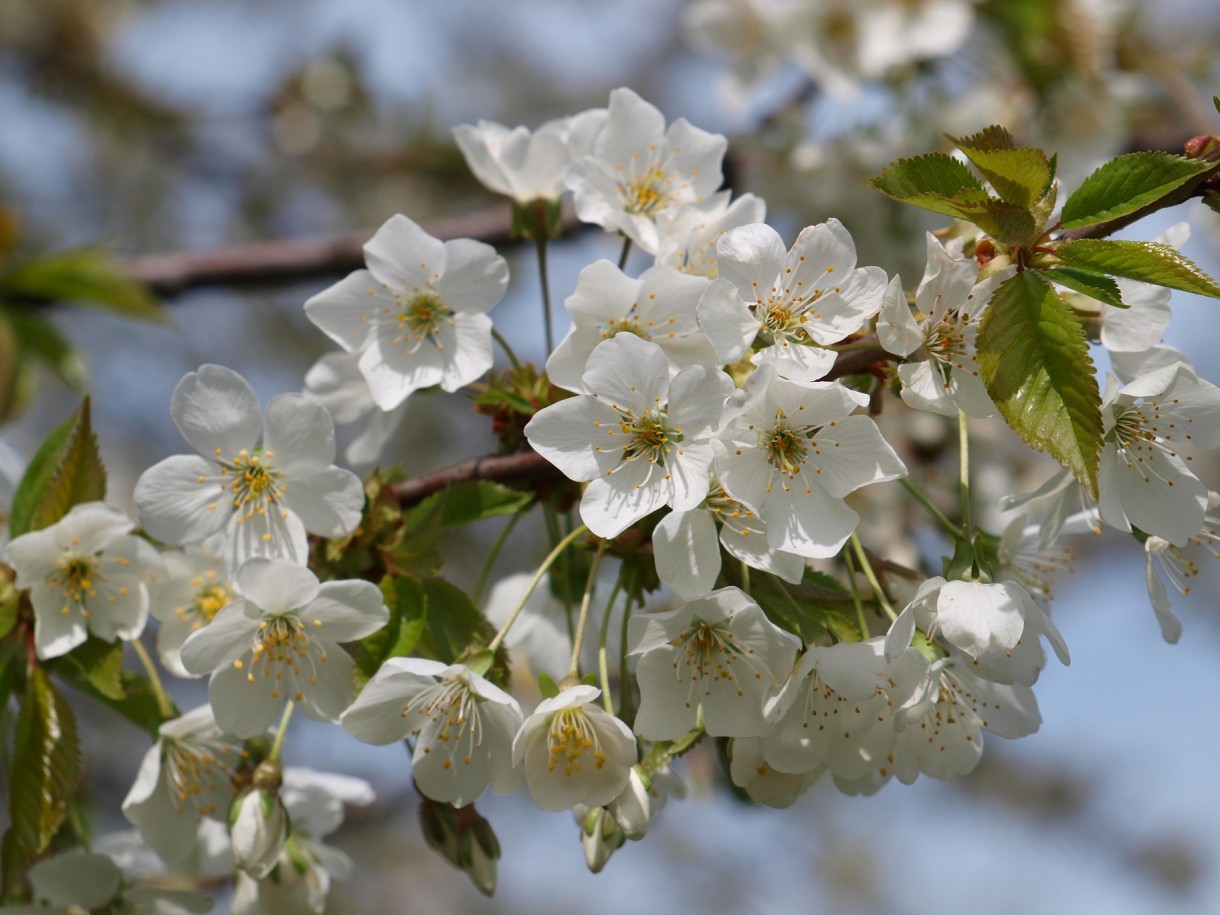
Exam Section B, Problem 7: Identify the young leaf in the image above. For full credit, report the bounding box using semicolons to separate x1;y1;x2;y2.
355;575;428;682
1040;267;1126;309
1;668;82;898
868;153;986;219
439;481;533;527
6;310;88;392
420;577;496;664
1059;151;1219;230
54;666;169;737
1053;239;1220;298
387;495;445;579
977;272;1103;498
48;636;127;701
950;198;1038;246
9;398;106;538
949;127;1054;208
0;248;161;320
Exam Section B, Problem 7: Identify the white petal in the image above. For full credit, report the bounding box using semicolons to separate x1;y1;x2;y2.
580;460;669;538
876;273;922;356
653;509;721;599
697;277;760;365
134;455;231;546
209;662;285;739
435;239;509;313
363;214;445;288
305;580;389;641
524;395;621;482
303;269;379;353
291;637;357;724
235;559;319;614
1144;553;1183;643
224;505;310;572
283;466;365;539
263;395;337;476
169;365;262;459
179;601;261;674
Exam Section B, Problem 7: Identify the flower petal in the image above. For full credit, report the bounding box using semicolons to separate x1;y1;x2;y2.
170;365;262;460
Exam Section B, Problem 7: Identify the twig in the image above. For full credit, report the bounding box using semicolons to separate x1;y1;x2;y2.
121;202;586;296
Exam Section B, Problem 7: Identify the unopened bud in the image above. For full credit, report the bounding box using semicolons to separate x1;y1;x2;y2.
579;806;624;874
1184;135;1220;159
252;759;282;792
231;788;288;878
608;767;652;840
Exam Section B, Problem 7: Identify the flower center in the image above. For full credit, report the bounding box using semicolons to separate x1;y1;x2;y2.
397;289;454;341
164;737;245;817
47;552;109;616
218;449;287;521
619;409;681;465
763;417;820;476
403;680;484;769
674;621;742;687
236;615;328;702
546;708;606;775
599;313;650;342
620;167;669;217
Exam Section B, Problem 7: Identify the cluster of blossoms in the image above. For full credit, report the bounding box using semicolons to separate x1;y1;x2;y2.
3;83;1220;911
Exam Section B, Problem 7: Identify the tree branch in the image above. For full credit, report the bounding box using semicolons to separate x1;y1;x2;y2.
121;202;586;296
387;343;899;507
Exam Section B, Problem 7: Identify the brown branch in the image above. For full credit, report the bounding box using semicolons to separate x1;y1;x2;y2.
387;343;899;507
121;202;586;297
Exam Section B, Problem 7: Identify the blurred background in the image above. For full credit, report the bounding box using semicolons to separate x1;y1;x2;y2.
3;0;1220;911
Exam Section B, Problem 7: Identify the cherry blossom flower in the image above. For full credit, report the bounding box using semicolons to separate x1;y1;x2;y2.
526;333;733;538
654;191;767;277
876;234;1015;417
566;87;727;254
151;537;233;678
892;659;1041;783
133;364;364;573
231;787;288;878
628;587;800;739
1098;361;1220;546
340;657;523;808
698;219;888;382
122;705;247;867
179;559;387;738
1143;492;1220;643
453;109;607;203
764;638;928;781
13;849;212;915
304;214;509;409
303;351;409;468
717;365;906;557
885;576;1069;687
545;260;716;394
6;501;160;659
512;684;637;812
726;737;822;809
652;479;805;599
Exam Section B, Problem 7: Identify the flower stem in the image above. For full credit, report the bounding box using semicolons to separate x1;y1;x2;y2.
567;539;608;680
473;510;524;608
269;700;295;762
597;576;624;716
850;533;897;622
739;560;751;596
842;547;869;639
618;571;637;722
617;236;633;271
535;233;555;357
491;327;522;372
958;408;972;535
130;637;175;722
543;507;575;641
900;478;963;538
487;525;588;654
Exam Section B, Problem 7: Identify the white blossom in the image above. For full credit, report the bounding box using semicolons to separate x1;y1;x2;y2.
628;586;800;740
698;219;888;382
231;788;288;879
512;684;637;812
727;737;821;809
133;364;364;572
179;559;387;738
526;333;732;538
6;501;159;659
1143;492;1220;643
654;191;767;277
304;214;509;409
566;87;727;253
885;576;1069;687
16;848;212;914
122;705;247;866
877;234;1015;417
453;109;607;202
150;537;233;679
546;260;716;394
1098;361;1220;546
764;638;928;781
717;365;906;557
340;657;523;808
303;351;408;468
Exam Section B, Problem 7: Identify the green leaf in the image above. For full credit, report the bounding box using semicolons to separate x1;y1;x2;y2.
439;481;533;527
949;198;1038;246
868;153;985;218
537;673;560;699
387;495;445;579
949;127;1053;208
1;668;82;898
977;272;1103;498
1053;239;1220;299
9;398;106;538
1040;267;1126;309
0;248;161;320
354;575;427;682
5;310;87;391
55;667;168;737
419;577;495;664
48;636;126;701
1059;152;1219;230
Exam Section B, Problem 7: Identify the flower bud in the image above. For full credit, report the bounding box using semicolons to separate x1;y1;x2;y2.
231;787;288;878
579;805;624;874
418;797;500;896
608;766;652;840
